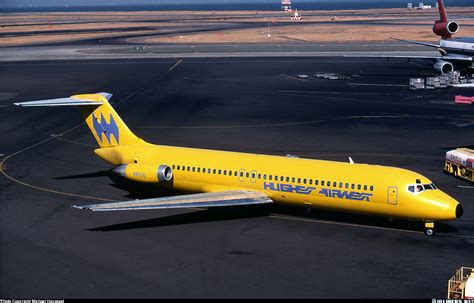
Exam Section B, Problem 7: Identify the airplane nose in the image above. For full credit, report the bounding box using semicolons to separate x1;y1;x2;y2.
456;204;464;218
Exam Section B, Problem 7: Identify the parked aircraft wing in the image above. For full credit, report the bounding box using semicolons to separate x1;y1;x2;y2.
391;38;440;48
341;54;472;62
73;190;273;211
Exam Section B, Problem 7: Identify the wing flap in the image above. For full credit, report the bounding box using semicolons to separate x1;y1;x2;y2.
73;190;273;211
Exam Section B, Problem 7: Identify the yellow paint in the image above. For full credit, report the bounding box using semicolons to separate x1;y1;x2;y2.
71;93;463;223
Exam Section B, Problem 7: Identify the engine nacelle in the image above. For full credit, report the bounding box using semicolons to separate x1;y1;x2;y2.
113;163;173;183
433;21;459;38
433;60;454;74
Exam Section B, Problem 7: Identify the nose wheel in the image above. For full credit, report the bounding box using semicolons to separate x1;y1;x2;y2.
424;221;435;236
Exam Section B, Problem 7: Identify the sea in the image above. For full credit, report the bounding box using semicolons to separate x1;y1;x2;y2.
1;1;472;13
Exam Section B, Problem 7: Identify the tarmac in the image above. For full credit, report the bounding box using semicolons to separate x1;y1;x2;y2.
1;56;474;298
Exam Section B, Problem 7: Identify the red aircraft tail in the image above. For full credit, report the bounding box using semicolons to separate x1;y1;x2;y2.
438;0;448;22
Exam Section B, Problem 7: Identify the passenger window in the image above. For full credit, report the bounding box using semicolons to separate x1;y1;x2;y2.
357;184;361;190
218;169;222;175
258;174;261;179
177;165;180;170
333;182;336;187
246;172;249;178
264;174;267;180
240;171;244;177
192;167;195;172
321;181;325;186
197;168;200;172
172;165;175;169
309;179;312;185
303;179;307;184
187;166;191;171
345;183;349;189
315;180;319;185
339;182;342;188
363;185;367;190
286;177;290;182
252;173;256;179
351;184;355;189
370;186;374;191
213;169;216;174
292;177;295;183
208;168;211;173
269;175;273;181
223;170;226;175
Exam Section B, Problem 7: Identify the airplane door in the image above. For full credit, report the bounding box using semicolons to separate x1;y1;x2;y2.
238;169;245;182
387;186;398;205
250;170;257;183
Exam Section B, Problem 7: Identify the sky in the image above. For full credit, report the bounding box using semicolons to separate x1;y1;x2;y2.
1;0;437;8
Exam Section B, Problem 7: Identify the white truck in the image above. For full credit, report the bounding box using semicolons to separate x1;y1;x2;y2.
444;148;474;182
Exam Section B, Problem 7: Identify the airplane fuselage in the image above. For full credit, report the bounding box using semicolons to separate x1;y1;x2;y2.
95;143;461;223
441;37;474;56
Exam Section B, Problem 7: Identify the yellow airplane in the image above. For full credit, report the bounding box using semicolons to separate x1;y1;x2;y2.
15;92;463;236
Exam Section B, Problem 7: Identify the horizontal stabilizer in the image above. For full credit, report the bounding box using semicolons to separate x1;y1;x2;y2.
73;190;273;211
14;92;112;107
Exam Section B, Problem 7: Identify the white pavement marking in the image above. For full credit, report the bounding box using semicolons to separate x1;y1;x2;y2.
457;185;474;189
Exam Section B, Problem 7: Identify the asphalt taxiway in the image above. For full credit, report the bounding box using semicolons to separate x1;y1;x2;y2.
1;57;474;298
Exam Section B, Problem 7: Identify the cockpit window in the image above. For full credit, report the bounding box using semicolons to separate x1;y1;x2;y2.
407;183;437;194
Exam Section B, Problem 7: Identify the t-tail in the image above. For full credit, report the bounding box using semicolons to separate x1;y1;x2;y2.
14;92;144;148
433;0;459;38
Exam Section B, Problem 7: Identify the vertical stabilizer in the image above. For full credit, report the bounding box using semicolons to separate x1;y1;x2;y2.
15;92;144;148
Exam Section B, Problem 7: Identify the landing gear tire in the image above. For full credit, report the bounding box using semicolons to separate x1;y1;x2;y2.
424;228;435;236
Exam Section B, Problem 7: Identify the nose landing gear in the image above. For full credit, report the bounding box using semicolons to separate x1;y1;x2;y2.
424;221;435;236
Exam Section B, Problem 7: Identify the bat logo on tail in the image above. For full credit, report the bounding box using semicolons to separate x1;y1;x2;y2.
93;113;119;145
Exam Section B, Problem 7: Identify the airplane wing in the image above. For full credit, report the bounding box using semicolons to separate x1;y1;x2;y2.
73;190;273;211
391;38;440;48
342;53;472;62
341;38;472;63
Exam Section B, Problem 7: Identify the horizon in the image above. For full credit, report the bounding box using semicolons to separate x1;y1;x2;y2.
2;0;472;8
